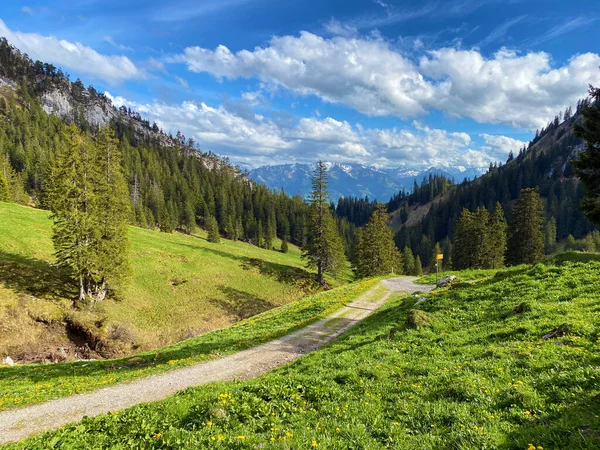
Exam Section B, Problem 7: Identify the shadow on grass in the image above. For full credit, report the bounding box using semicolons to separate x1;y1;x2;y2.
0;250;76;300
176;242;319;289
211;286;275;320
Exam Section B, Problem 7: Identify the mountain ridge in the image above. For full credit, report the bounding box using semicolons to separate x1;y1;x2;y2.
248;162;484;201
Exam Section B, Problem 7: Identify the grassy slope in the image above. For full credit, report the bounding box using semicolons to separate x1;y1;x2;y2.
0;201;337;360
8;262;599;449
0;277;378;411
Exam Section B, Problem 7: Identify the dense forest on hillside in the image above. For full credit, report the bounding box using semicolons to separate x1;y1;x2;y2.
391;103;597;268
0;39;323;250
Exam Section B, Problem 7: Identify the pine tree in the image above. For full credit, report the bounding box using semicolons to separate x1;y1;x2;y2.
486;202;507;268
0;169;9;202
281;238;289;254
46;124;96;304
544;216;557;253
92;126;131;300
303;161;347;285
452;208;475;270
355;204;403;278
403;246;415;275
413;255;423;276
207;215;220;243
46;124;131;304
159;206;173;233
507;188;545;265
573;85;600;226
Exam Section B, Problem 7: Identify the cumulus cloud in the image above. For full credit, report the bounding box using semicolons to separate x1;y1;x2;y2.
170;31;600;130
0;19;144;84
105;93;523;169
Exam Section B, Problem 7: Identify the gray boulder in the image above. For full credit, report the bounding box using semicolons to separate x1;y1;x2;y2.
436;275;457;288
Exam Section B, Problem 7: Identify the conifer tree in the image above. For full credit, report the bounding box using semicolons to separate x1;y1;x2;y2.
413;255;423;276
92;127;131;299
544;216;557;253
46;124;131;304
0;169;9;202
573;85;600;226
207;215;220;243
159;206;173;233
355;204;403;278
487;202;507;268
452;208;475;270
281;238;289;253
303;161;347;285
507;188;545;265
403;246;415;275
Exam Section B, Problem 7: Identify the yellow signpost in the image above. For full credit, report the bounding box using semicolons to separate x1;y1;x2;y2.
435;254;443;282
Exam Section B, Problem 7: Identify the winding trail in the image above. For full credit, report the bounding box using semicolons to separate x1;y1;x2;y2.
0;277;432;444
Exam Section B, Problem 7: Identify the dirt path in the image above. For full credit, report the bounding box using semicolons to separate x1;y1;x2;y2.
0;277;432;444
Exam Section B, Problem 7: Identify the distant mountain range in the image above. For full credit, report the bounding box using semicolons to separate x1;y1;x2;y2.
246;162;485;201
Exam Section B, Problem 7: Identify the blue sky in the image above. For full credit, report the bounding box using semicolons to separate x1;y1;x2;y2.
1;0;599;170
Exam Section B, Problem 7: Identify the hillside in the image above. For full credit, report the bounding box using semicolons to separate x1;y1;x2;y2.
0;202;325;363
390;106;596;269
5;260;599;448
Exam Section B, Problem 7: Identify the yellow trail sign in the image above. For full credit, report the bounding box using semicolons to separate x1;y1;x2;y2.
436;254;444;260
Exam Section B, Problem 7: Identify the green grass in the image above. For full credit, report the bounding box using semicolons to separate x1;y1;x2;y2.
0;278;378;411
0;201;343;358
8;262;599;449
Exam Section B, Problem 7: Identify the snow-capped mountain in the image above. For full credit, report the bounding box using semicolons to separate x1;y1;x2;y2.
247;163;485;201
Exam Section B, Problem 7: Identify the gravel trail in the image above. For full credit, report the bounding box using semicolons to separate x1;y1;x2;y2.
0;277;432;444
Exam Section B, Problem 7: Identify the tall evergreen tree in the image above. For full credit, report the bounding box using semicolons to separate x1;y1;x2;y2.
573;85;600;226
0;169;9;202
403;246;415;275
92;126;131;299
507;188;545;265
206;215;220;243
487;202;507;268
413;255;423;276
544;216;557;254
355;204;403;278
303;161;347;285
46;124;130;304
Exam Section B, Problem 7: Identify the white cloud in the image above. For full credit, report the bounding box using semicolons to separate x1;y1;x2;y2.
0;19;144;84
105;92;515;169
21;6;34;15
480;134;526;160
170;31;600;130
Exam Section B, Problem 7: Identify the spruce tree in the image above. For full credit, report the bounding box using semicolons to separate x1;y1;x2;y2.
46;124;96;304
281;238;289;253
486;202;507;268
544;216;557;254
46;124;131;304
452;208;475;270
92;126;131;300
303;161;347;285
507;188;545;265
207;215;220;243
0;169;9;202
573;85;600;226
403;246;415;275
413;255;423;276
355;204;403;278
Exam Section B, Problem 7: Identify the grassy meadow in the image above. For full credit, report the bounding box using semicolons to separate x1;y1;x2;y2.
0;201;339;361
0;278;378;411
6;261;599;449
